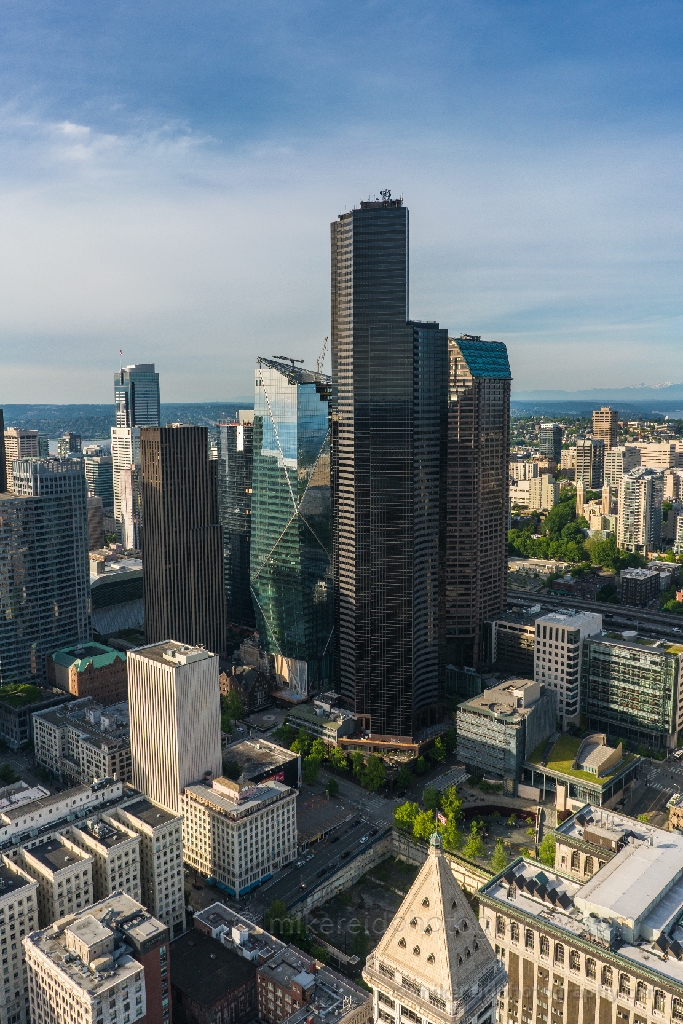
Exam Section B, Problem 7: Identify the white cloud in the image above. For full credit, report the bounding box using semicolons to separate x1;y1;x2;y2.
0;108;681;401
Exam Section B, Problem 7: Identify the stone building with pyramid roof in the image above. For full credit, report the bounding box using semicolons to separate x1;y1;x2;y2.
363;833;506;1024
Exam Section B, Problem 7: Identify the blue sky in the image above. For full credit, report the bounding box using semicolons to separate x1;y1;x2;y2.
0;0;682;401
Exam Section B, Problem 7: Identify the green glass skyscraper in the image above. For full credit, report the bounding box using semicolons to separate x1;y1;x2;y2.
250;357;333;695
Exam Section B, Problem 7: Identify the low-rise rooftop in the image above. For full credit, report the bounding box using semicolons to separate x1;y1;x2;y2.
120;798;180;829
26;837;90;873
170;928;256;1005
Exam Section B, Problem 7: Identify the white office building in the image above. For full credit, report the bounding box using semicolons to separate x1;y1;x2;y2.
534;611;602;728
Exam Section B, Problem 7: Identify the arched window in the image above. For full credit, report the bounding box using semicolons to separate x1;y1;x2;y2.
410;918;417;928
496;917;505;937
569;951;580;972
619;975;630;997
585;959;596;980
554;943;564;965
540;936;549;957
422;898;430;907
398;938;406;948
602;966;612;987
413;946;420;956
585;856;594;876
427;954;435;964
571;851;580;871
525;929;534;949
636;982;647;1006
510;922;519;942
654;990;665;1013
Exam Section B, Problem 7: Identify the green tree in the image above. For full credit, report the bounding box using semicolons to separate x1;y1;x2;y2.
265;900;288;935
302;756;320;784
422;785;440;811
396;764;413;790
538;833;556;868
0;765;18;785
413;810;436;841
362;755;387;792
350;750;366;779
443;728;457;753
441;786;463;824
463;822;485;860
351;929;370;962
274;723;297;748
326;777;339;797
309;739;328;762
440;816;462;851
507;814;516;826
296;729;312;755
413;756;428;775
222;759;241;781
328;746;349;770
290;738;306;755
220;691;244;732
491;839;508;873
428;737;447;763
310;943;330;964
394;801;420;831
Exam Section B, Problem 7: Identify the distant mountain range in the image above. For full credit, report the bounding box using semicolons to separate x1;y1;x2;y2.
512;383;683;402
0;403;253;437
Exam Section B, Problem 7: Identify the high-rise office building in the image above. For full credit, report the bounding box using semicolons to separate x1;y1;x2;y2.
0;409;5;493
575;437;605;488
111;427;141;547
445;336;511;669
251;359;333;695
115;363;160;428
57;433;82;459
140;424;226;654
217;412;255;628
127;641;222;814
538;421;562;464
603;444;640;486
330;195;448;738
617;466;664;554
3;427;39;491
38;434;50;458
0;459;91;686
84;454;114;509
534;610;602;728
593;405;619;449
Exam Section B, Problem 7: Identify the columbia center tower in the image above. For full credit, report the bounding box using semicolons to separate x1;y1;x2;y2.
331;195;448;739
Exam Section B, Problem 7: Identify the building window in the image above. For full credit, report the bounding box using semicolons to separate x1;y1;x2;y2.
654;990;665;1013
672;997;683;1020
569;951;580;972
496;917;506;938
554;943;564;965
540;936;549;957
619;975;630;997
602;966;612;987
510;922;519;943
525;929;534;950
571;851;580;871
635;982;646;1006
585;959;596;980
585;856;594;876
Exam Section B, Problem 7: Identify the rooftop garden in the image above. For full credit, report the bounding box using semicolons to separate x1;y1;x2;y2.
0;683;44;708
528;733;637;786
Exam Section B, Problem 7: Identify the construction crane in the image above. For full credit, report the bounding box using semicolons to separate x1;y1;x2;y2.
273;356;304;369
316;336;329;375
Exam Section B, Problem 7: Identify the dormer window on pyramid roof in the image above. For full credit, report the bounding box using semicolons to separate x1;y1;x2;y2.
424;925;432;934
410;918;417;928
398;938;406;948
427;954;435;964
422;898;429;907
413;946;420;956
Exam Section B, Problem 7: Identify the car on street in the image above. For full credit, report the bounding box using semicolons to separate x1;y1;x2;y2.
329;836;339;843
341;850;350;858
369;828;378;836
296;860;306;867
317;868;326;877
360;835;368;843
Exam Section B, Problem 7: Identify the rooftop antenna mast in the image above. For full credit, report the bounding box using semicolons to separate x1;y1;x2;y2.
273;356;304;369
316;337;329;375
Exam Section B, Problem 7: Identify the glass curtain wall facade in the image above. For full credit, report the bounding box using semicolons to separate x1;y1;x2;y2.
114;364;160;428
581;636;681;751
330;197;448;738
0;459;91;685
445;336;511;669
250;358;332;694
217;414;255;628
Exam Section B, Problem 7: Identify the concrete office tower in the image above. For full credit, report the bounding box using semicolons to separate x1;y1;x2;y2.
575;437;605;488
127;641;222;814
251;359;333;696
617;465;664;554
445;336;511;669
331;195;448;739
0;858;38;1024
592;405;619;448
140;425;226;653
0;409;6;493
115;363;160;428
534;610;602;729
217;411;255;628
538;421;562;464
3;427;39;491
604;444;641;486
24;893;171;1024
0;460;91;685
57;433;82;459
364;832;506;1024
111;427;141;547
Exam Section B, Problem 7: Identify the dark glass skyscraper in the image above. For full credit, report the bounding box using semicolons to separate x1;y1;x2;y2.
331;197;448;739
445;335;511;669
140;425;226;654
250;358;333;695
0;410;5;494
115;364;160;428
217;412;255;628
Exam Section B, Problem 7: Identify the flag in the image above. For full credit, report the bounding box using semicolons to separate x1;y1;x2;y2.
437;811;447;825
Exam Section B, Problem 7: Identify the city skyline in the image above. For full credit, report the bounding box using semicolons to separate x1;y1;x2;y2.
0;3;681;401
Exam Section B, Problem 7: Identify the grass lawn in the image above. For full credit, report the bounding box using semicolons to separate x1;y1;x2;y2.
0;684;44;708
